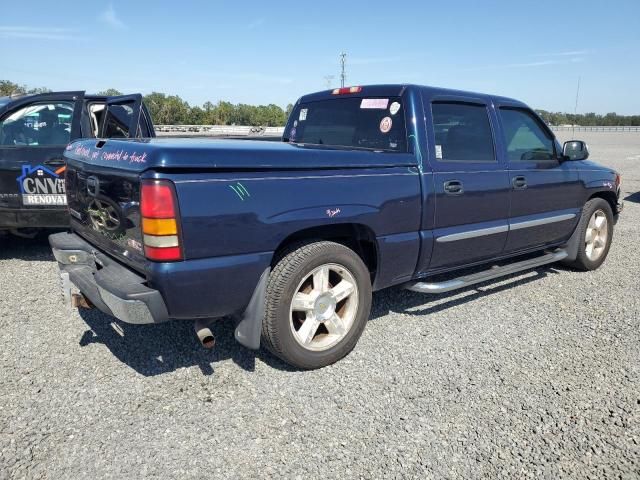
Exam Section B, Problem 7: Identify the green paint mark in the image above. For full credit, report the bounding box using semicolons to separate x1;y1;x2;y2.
236;182;250;197
229;185;244;201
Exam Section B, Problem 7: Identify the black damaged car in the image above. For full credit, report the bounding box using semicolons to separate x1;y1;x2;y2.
0;92;154;236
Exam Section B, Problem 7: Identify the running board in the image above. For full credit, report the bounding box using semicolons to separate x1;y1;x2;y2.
405;249;568;294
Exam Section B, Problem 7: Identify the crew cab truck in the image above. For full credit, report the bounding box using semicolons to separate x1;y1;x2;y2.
49;84;623;369
0;92;154;235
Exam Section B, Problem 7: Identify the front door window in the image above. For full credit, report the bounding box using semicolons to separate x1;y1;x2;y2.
0;102;74;146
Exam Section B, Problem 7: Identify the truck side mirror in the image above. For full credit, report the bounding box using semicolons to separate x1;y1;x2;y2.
562;140;589;161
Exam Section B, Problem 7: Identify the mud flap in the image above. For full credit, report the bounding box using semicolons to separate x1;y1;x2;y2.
234;267;270;350
562;216;583;263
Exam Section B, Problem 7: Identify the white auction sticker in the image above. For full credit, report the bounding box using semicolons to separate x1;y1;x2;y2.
361;98;389;109
299;108;308;121
379;116;393;134
435;145;443;159
389;102;401;115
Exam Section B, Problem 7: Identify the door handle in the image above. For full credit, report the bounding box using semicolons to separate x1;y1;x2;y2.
512;176;527;189
443;180;464;195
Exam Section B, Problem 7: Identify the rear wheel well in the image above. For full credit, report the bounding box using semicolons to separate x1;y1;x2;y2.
272;224;378;282
588;190;617;215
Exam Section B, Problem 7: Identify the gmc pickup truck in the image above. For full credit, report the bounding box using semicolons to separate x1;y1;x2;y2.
0;92;154;235
49;84;623;369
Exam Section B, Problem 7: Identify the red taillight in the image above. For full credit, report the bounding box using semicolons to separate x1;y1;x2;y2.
140;180;183;261
615;173;621;188
141;183;176;218
332;86;362;95
143;246;182;261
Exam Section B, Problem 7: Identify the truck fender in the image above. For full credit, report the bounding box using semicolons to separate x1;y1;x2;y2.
234;267;270;350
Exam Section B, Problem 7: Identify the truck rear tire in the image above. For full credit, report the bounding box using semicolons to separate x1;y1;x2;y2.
262;241;372;369
563;198;614;271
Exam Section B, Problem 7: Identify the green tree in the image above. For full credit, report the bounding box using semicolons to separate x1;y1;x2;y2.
97;88;123;96
0;80;26;96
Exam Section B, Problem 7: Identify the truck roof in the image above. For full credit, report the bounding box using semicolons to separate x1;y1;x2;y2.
0;92;116;108
298;84;528;108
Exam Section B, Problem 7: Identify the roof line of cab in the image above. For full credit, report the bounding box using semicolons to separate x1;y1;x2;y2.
296;84;528;109
0;91;115;105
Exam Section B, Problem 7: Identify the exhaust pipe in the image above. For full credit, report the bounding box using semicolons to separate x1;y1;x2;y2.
71;293;93;309
194;319;215;349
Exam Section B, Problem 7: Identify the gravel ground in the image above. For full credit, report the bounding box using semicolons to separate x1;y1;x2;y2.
1;132;639;479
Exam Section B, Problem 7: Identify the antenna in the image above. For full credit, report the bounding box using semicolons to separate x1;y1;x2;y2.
573;76;581;138
324;75;335;90
340;52;347;88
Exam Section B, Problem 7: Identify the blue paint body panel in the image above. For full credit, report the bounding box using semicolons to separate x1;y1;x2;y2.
61;84;621;321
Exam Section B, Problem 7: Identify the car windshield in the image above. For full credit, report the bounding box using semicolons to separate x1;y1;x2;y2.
286;96;407;152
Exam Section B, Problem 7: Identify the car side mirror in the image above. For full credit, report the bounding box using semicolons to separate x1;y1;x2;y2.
562;140;589;161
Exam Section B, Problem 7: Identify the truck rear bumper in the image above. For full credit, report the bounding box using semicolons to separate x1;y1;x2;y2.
49;232;169;324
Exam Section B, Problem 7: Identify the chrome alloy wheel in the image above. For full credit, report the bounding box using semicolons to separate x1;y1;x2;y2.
585;209;609;261
289;263;359;351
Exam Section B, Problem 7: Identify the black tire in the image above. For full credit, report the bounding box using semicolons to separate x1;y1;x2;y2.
262;241;372;369
563;198;614;271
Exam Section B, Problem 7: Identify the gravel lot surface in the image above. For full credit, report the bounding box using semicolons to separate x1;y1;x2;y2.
1;132;639;479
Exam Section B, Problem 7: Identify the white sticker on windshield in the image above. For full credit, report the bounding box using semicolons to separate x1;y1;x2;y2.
299;109;308;121
379;116;393;134
389;102;401;115
361;98;389;109
435;145;443;159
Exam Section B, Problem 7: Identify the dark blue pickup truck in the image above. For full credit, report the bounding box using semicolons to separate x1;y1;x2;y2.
49;84;623;369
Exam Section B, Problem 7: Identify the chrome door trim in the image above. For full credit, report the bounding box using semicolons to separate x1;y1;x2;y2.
436;225;508;243
435;213;577;243
510;213;576;231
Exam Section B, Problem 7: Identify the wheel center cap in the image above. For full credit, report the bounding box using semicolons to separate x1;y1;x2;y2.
314;294;337;321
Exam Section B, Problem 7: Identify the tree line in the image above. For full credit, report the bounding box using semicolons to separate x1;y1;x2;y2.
2;80;639;127
535;110;640;127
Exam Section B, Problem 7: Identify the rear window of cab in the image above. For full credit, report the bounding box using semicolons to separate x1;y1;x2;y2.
286;97;407;153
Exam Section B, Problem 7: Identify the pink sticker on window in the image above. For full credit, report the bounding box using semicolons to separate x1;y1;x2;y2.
361;98;389;109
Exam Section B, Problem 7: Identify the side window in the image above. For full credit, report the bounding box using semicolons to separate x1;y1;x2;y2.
0;102;74;146
499;108;555;161
137;109;152;138
431;102;495;162
102;101;135;138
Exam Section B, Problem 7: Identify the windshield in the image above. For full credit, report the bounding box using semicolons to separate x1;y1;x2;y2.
286;96;407;152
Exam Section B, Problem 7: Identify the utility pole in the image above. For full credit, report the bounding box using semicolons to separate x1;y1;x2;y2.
324;75;335;90
573;76;581;138
340;52;347;87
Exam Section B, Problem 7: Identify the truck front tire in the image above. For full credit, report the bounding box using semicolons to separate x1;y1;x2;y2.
563;198;614;271
262;241;372;369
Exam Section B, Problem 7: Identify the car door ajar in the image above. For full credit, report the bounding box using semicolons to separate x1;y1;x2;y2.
496;106;581;253
100;94;148;138
0;91;84;220
423;97;510;271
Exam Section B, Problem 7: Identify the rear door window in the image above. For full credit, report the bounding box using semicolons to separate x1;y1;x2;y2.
431;102;495;162
287;97;407;152
101;101;136;138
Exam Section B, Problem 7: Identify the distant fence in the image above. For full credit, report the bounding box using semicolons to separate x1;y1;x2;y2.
155;125;285;138
551;126;640;132
155;124;640;138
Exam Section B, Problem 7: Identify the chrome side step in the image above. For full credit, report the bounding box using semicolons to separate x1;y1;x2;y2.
405;249;568;294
